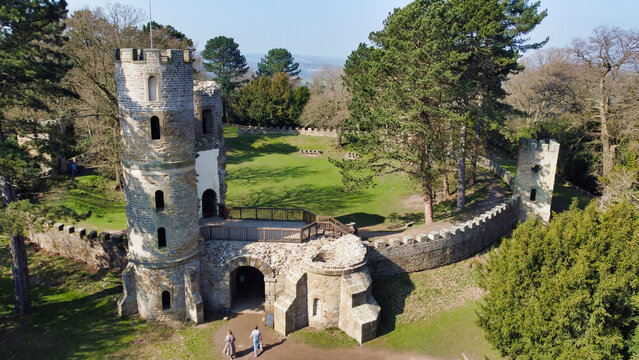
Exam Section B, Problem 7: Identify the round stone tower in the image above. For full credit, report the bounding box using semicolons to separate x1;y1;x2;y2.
115;48;204;323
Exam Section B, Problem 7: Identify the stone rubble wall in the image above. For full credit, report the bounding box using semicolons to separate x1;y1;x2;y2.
366;195;521;278
234;125;339;138
29;223;128;270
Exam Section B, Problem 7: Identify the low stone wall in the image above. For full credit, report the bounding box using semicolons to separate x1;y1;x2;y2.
234;125;339;138
29;223;128;270
366;196;520;278
478;156;515;189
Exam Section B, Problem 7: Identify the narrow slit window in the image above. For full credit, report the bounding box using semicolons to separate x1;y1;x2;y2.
158;227;166;248
202;110;213;134
150;116;161;140
148;76;158;101
530;188;537;202
162;291;171;310
155;190;165;212
313;298;321;316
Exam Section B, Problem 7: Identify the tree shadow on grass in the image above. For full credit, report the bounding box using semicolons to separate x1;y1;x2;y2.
0;283;140;360
227;165;318;183
231;184;376;216
335;213;385;227
226;135;299;165
372;273;415;336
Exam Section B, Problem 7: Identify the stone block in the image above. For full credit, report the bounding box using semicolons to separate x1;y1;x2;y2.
54;223;64;231
374;239;387;249
415;233;427;243
403;236;415;245
64;225;75;234
76;228;86;237
389;238;402;246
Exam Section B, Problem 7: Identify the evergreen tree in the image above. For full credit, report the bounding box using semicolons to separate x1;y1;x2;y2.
233;73;308;127
479;201;639;358
257;48;301;77
201;36;249;122
0;0;73;314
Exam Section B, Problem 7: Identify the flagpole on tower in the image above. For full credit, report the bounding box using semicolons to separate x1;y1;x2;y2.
149;0;153;48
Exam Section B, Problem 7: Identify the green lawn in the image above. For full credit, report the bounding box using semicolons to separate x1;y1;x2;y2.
40;175;127;232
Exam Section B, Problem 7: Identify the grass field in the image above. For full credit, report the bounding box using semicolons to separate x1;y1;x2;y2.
40;175;127;232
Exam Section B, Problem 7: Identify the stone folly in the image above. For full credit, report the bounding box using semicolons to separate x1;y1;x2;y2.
112;48;379;343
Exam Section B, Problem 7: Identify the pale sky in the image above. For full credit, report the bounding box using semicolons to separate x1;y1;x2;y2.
65;0;638;59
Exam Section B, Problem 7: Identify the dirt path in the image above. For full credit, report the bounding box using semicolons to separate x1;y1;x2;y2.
211;312;436;360
359;174;509;240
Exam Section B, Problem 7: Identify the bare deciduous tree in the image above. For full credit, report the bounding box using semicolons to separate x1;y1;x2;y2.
300;66;350;146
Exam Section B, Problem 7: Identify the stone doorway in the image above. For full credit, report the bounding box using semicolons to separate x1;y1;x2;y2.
202;189;217;217
231;266;265;312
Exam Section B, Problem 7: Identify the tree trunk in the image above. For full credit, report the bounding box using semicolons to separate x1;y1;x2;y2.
443;172;450;197
10;232;31;315
222;97;228;124
470;121;480;186
457;123;467;210
599;77;613;175
0;120;32;315
424;183;433;225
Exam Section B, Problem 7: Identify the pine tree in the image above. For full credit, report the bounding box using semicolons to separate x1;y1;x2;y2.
201;36;249;122
0;0;73;315
257;48;301;78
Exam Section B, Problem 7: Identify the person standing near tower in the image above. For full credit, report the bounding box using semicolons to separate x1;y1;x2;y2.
249;325;262;357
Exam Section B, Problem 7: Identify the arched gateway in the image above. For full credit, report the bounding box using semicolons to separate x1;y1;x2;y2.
221;255;276;312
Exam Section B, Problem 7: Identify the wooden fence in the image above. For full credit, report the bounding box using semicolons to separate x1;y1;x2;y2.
201;206;352;243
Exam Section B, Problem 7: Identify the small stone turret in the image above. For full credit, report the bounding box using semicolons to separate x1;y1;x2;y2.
513;139;560;224
114;48;204;323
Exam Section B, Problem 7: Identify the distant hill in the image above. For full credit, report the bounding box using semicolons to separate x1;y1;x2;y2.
244;53;345;83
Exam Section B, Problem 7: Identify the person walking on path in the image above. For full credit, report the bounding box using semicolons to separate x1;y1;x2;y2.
222;330;236;360
249;325;263;357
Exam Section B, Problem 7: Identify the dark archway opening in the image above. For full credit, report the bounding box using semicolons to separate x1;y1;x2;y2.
202;189;217;217
230;266;265;312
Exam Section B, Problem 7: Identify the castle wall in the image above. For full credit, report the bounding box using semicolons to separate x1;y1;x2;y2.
235;125;339;138
29;224;127;270
366;196;520;278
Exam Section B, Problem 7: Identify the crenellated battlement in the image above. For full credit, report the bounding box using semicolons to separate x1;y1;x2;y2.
514;138;560;224
366;196;521;277
520;138;560;152
114;48;192;64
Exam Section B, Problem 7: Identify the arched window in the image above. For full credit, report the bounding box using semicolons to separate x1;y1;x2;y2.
313;298;321;316
158;227;166;248
155;190;165;212
162;291;171;310
150;116;161;140
530;188;537;202
148;76;158;101
202;109;213;135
